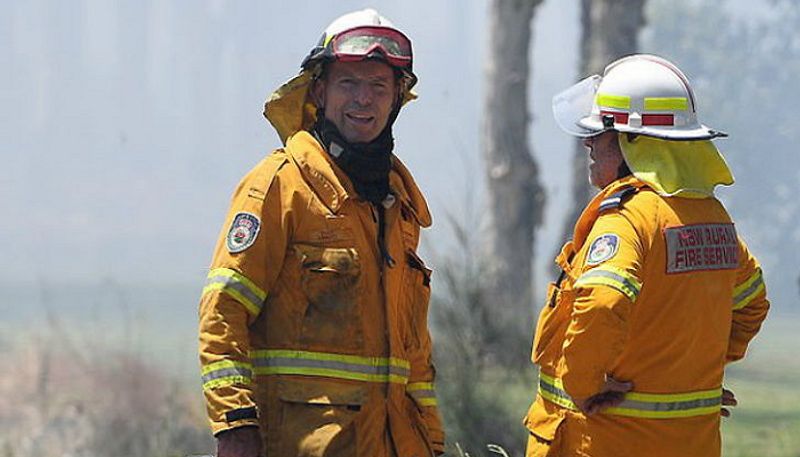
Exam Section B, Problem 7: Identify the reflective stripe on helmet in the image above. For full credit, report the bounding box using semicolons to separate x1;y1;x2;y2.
733;268;765;311
201;360;253;390
250;349;411;384
203;268;267;316
538;373;723;419
407;381;438;407
574;266;642;303
555;54;723;140
644;97;688;111
596;93;631;110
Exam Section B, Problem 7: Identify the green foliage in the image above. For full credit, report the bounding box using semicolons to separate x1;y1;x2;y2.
428;217;536;457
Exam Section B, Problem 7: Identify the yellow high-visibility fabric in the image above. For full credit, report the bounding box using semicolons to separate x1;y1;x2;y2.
524;176;769;457
198;132;443;456
619;135;734;198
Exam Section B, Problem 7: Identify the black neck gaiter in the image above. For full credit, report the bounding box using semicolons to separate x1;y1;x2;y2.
312;114;394;206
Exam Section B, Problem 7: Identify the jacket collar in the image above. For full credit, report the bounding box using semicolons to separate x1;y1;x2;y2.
284;131;350;213
573;176;647;249
284;131;431;227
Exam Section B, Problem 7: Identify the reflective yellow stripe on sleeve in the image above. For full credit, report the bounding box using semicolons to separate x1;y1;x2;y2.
201;359;253;391
203;268;267;316
407;382;438;407
574;266;642;302
733;268;765;311
250;349;411;384
538;373;722;419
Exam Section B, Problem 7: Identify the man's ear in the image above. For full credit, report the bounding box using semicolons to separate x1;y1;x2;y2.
310;79;326;109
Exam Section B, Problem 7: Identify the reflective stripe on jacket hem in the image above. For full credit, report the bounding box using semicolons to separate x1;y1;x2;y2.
250;349;411;384
538;373;722;419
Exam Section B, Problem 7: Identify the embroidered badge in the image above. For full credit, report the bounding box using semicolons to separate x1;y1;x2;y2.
226;212;261;253
586;233;619;265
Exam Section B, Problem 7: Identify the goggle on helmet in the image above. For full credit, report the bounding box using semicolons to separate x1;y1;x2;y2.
301;9;418;90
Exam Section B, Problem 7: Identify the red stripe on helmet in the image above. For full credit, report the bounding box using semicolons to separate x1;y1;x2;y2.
642;114;675;126
600;110;629;125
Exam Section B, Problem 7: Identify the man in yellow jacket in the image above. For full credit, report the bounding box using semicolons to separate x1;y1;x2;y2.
524;54;769;456
198;9;443;457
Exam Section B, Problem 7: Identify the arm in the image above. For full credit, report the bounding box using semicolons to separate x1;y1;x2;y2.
560;212;644;401
404;254;445;455
198;155;289;436
727;237;769;363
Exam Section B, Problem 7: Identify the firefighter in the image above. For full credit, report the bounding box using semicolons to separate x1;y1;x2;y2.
198;9;443;457
524;54;769;456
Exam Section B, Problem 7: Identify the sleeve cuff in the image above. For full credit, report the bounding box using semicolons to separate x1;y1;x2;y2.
210;406;260;436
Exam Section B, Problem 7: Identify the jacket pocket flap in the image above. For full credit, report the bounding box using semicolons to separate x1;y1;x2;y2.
523;395;565;442
276;379;367;406
406;249;432;286
294;244;360;275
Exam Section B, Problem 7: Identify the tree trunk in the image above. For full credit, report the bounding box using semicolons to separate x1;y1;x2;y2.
557;0;647;259
483;0;545;364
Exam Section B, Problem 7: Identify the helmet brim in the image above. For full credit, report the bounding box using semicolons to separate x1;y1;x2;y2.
577;117;726;140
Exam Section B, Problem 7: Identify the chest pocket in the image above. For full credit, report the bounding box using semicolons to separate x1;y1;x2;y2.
294;244;363;351
403;249;432;351
532;242;576;370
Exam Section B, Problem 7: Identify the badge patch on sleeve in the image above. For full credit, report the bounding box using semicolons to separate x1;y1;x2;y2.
586;233;619;265
226;212;261;253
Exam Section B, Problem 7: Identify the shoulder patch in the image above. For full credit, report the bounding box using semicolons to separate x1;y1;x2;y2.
599;186;638;213
227;212;261;253
586;233;620;265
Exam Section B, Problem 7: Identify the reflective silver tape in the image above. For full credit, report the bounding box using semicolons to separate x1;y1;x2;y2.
253;356;411;378
206;274;264;310
734;273;764;308
575;269;641;299
539;377;721;415
409;389;436;399
616;396;721;412
201;366;252;384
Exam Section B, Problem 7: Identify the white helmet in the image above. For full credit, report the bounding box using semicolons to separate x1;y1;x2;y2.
553;54;725;140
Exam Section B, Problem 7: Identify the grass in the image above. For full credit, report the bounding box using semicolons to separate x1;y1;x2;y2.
437;315;800;457
1;279;796;457
721;315;800;457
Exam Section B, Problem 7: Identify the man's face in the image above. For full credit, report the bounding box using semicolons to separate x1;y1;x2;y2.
583;131;625;189
313;60;398;144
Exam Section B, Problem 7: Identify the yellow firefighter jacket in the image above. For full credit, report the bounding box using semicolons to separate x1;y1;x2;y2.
198;131;444;457
524;176;769;457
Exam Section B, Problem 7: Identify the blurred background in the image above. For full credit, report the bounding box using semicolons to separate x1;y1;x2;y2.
2;0;798;456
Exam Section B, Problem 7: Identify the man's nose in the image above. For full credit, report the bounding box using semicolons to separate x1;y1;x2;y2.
353;83;373;106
